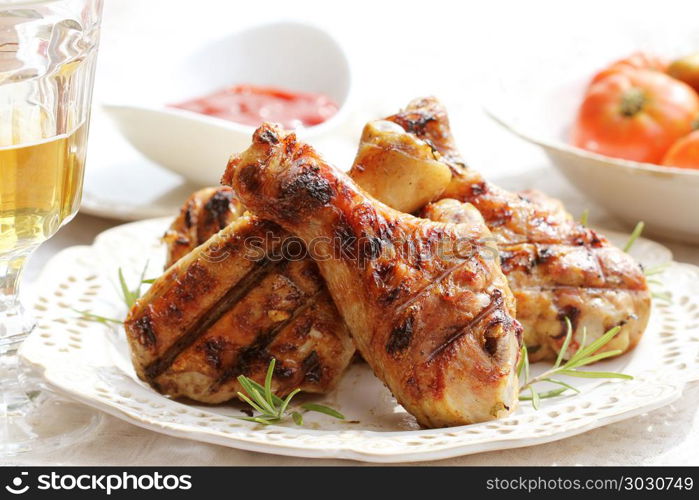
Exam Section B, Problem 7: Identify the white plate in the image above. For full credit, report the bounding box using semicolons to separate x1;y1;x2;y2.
20;218;699;462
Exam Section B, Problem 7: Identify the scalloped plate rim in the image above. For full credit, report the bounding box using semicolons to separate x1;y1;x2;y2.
24;362;685;462
24;358;688;463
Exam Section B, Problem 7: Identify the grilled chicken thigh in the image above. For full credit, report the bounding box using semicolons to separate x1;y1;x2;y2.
223;123;522;427
352;97;650;361
125;210;354;402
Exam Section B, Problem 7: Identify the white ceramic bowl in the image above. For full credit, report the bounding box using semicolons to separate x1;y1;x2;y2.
484;56;699;244
103;21;353;186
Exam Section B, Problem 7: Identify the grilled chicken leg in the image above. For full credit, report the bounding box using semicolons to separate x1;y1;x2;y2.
223;123;522;427
126;207;354;402
351;97;650;361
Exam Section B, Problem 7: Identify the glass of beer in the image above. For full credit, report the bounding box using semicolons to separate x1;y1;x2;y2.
1;0;103;455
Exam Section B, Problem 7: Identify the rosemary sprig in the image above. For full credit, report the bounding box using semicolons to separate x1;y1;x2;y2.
651;291;672;303
75;262;154;325
72;308;122;325
642;261;672;303
580;208;589;227
644;262;670;277
621;221;672;303
300;402;346;419
119;261;150;309
236;358;345;426
518;317;632;409
623;221;645;252
578;211;643;254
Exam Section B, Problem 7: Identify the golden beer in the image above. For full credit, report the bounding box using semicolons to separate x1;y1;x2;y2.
0;124;87;253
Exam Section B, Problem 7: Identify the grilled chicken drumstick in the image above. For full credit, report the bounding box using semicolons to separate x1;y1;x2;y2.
125;199;354;403
223;123;522;427
349;97;650;362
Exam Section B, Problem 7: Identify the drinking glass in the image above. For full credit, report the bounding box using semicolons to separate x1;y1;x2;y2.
1;0;103;455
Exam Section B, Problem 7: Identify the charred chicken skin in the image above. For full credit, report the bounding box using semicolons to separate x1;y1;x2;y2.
163;186;244;268
223;123;522;428
125;206;355;403
352;97;650;361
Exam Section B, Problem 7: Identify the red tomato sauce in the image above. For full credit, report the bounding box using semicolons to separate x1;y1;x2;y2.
169;84;339;129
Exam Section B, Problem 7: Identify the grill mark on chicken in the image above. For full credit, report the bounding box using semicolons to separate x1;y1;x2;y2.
499;248;533;274
396;114;437;134
302;350;322;382
487;206;514;227
184;203;195;229
143;258;275;380
209;289;324;391
163;187;243;268
555;305;581;339
426;290;504;363
535;245;554;265
279;164;335;213
258;126;280;144
590;245;608;284
386;314;415;355
470;182;487;197
504;243;607;290
238;163;263;197
203;189;236;231
395;260;467;314
333;213;358;261
132;315;156;348
198;337;230;370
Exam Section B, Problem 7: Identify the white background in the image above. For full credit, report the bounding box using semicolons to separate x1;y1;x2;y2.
8;0;699;465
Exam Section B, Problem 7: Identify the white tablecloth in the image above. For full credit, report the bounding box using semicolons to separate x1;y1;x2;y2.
4;0;699;465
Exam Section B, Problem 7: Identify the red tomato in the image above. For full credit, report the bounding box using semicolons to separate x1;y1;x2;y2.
667;53;699;93
571;69;699;163
661;129;699;169
590;52;668;86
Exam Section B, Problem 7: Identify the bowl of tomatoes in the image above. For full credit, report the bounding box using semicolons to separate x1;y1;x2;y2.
486;51;699;244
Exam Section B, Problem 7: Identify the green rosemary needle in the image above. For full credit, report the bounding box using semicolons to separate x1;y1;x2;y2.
518;318;632;409
236;358;345;426
623;221;645;252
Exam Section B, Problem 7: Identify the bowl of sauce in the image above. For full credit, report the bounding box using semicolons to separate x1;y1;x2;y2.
170;84;339;129
103;21;353;185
